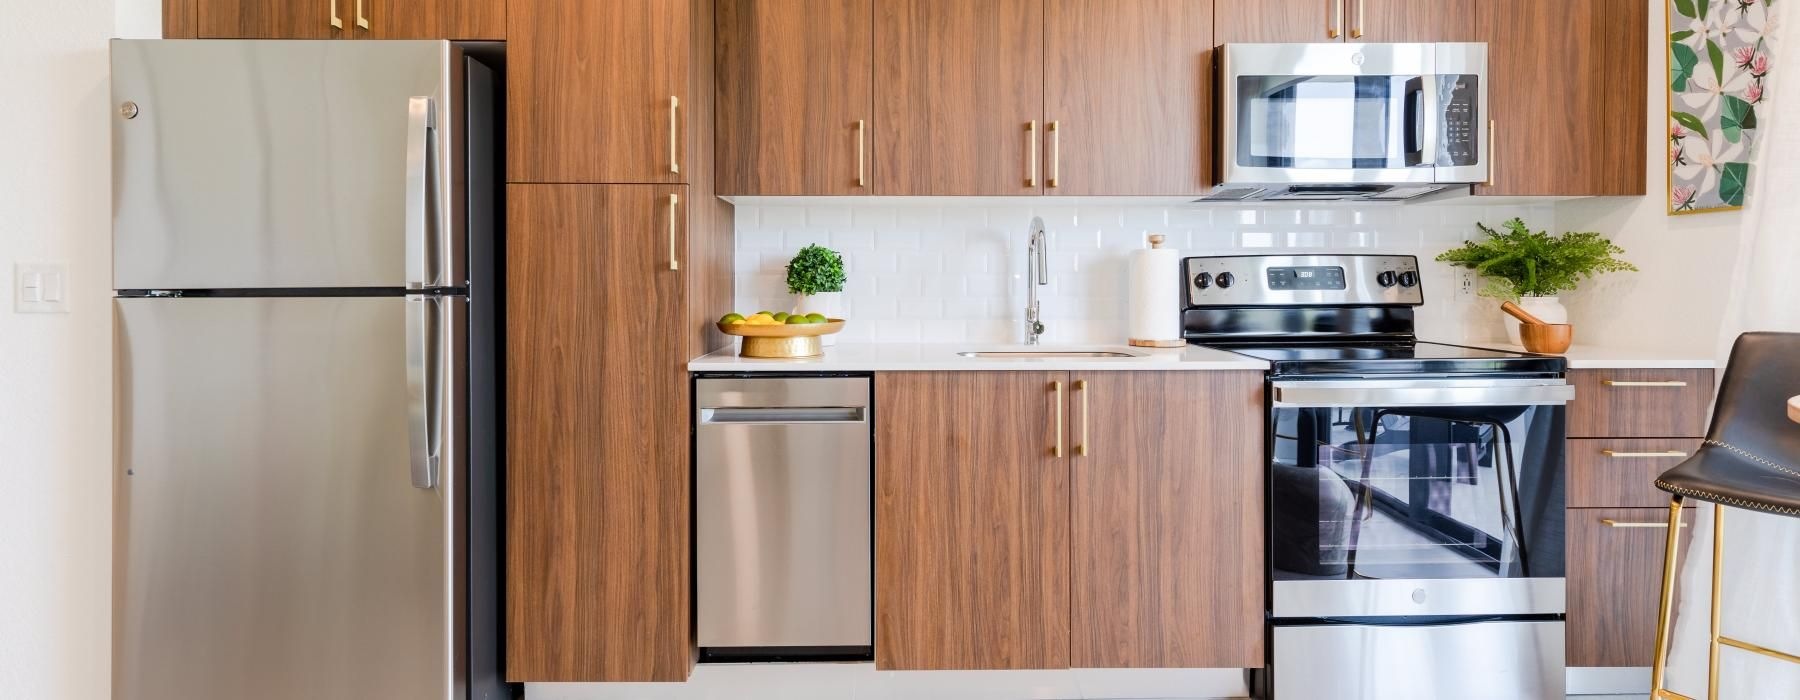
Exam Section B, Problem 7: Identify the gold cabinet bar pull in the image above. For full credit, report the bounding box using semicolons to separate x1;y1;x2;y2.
669;96;681;175
856;119;866;187
1327;0;1342;39
1075;379;1088;456
1350;0;1364;38
1025;120;1039;188
1048;121;1061;188
1052;380;1063;457
667;193;680;271
330;0;344;28
355;0;368;29
1603;380;1690;387
1603;519;1688;529
1604;450;1690;459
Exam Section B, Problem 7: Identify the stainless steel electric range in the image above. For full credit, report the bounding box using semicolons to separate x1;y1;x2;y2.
1183;254;1574;700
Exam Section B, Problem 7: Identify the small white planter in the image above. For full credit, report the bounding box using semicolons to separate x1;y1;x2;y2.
1504;295;1568;346
792;292;843;346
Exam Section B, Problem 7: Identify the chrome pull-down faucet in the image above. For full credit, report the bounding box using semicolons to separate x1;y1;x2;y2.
1026;216;1048;345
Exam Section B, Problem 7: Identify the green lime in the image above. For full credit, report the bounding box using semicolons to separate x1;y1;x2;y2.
756;310;776;317
786;315;814;324
804;313;828;323
772;312;790;322
719;313;745;324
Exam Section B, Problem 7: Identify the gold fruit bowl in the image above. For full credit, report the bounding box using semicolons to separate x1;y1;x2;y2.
717;319;845;358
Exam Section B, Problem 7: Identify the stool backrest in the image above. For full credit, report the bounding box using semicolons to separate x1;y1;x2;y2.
1709;332;1800;466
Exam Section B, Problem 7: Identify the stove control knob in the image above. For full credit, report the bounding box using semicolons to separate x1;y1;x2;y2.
1397;271;1419;288
1215;272;1236;289
1376;271;1398;288
1193;272;1212;289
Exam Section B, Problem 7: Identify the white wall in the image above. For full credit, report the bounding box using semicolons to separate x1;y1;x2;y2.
1553;0;1747;355
0;1;128;698
734;198;1556;345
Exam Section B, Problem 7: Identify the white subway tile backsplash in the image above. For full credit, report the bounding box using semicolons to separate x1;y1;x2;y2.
734;200;1555;345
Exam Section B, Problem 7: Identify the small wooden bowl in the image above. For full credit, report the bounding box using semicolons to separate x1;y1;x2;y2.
1520;323;1574;354
717;319;845;358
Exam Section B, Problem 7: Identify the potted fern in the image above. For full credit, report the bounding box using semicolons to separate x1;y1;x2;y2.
1436;218;1638;346
786;244;847;345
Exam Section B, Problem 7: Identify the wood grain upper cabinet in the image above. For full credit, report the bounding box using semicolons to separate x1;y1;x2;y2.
194;0;346;38
357;0;505;39
509;0;690;184
1349;0;1478;42
874;0;1045;195
505;184;691;682
1070;372;1265;668
1044;0;1214;196
1476;0;1647;196
1215;0;1345;43
716;0;874;195
875;371;1070;669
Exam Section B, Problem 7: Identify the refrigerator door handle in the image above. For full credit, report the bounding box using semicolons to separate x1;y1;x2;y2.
406;295;442;489
404;96;439;290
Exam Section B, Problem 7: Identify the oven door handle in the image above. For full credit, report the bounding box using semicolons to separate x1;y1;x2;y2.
1272;380;1574;408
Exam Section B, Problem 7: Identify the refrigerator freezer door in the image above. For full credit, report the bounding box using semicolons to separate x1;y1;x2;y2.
115;296;462;700
111;40;458;290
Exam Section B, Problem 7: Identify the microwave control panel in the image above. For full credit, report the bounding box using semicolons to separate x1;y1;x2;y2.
1439;74;1481;167
1184;254;1423;307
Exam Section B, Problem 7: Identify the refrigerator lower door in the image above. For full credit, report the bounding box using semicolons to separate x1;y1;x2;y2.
111;40;459;290
115;296;463;700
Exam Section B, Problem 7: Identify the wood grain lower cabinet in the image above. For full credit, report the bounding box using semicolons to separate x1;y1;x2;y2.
875;370;1265;670
1071;371;1265;668
1567;369;1715;439
874;371;1070;670
505;184;693;682
1566;507;1692;668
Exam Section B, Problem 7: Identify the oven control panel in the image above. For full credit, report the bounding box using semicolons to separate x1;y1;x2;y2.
1184;254;1424;307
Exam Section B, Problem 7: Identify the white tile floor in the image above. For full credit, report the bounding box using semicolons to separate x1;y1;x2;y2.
523;663;1647;699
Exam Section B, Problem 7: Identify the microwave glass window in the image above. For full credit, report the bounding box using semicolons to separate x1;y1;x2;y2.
1238;75;1427;170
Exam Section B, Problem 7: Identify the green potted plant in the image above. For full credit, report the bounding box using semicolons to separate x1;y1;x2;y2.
1436;218;1638;345
786;244;846;345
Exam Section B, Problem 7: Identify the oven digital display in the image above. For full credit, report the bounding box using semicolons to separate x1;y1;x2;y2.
1266;266;1347;291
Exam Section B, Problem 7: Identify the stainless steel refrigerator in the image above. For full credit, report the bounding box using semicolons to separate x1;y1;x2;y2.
110;40;508;700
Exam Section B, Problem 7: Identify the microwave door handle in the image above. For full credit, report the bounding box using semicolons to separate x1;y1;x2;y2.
1404;79;1428;166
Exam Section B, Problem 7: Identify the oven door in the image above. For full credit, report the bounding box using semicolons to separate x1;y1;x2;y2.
1219;43;1487;187
1268;378;1569;619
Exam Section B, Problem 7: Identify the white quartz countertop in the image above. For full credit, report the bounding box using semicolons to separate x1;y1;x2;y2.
689;342;1269;372
1493;344;1718;369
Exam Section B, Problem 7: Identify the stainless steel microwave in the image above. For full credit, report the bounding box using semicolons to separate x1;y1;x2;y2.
1209;42;1488;202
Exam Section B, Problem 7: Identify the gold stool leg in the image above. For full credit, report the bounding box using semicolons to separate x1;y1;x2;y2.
1651;496;1687;697
1708;503;1724;700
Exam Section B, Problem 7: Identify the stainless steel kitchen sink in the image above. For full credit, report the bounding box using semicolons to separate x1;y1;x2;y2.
957;350;1140;359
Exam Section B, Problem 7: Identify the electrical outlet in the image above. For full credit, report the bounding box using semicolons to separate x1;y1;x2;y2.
1455;268;1478;301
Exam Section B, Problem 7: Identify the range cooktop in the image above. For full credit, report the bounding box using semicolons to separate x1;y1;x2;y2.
1201;340;1567;377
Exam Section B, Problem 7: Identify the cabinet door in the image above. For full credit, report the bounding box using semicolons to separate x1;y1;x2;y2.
874;0;1044;195
505;184;690;682
196;0;346;38
1214;0;1338;43
1348;0;1477;42
1071;372;1265;668
1044;0;1213;196
509;0;690;184
875;371;1070;669
1477;0;1646;196
1567;507;1690;667
357;0;505;39
717;0;873;195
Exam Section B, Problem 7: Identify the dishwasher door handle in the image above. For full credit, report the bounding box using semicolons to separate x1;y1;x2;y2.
699;407;866;424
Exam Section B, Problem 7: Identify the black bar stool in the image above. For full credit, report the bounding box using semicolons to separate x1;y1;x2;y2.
1649;332;1800;700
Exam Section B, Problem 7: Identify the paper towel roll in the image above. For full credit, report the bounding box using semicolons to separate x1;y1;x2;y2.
1128;234;1185;347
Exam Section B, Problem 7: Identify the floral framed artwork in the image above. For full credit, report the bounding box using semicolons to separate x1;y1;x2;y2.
1668;0;1775;215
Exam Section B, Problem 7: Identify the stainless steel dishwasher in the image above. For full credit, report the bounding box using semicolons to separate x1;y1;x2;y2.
695;376;872;658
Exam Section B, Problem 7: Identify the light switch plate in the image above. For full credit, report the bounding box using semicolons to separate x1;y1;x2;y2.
16;263;69;313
